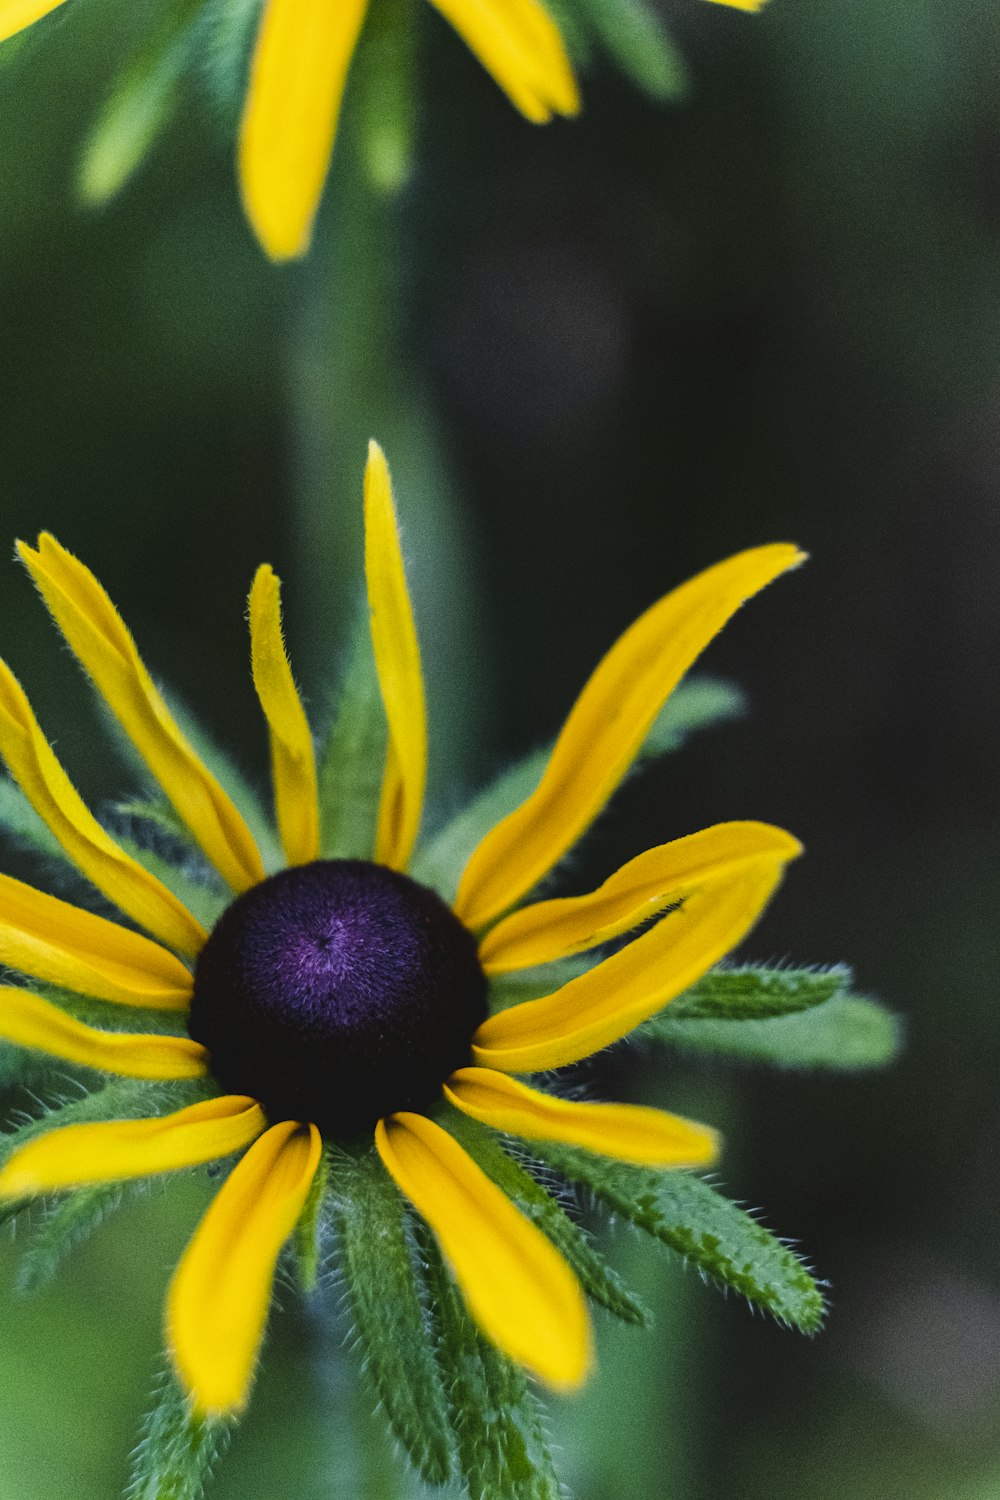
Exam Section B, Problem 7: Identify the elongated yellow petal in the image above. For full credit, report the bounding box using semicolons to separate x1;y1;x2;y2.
0;1096;265;1197
249;565;319;867
365;442;427;871
428;0;579;121
456;544;805;930
238;0;370;260
0;660;206;956
445;1069;719;1168
480;822;782;974
168;1121;322;1415
0;870;192;1010
375;1112;591;1389
0;0;66;43
0;986;208;1078
703;0;767;10
18;535;265;894
472;825;802;1071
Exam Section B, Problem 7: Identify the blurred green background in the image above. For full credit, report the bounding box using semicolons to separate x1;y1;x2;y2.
1;0;999;1496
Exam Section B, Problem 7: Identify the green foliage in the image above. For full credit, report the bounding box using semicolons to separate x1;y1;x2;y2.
195;0;263;124
329;1147;454;1486
115;833;230;931
570;0;689;100
317;611;387;861
0;776;66;862
533;1143;826;1335
353;0;417;194
647;993;901;1070
126;1365;233;1500
668;964;853;1020
419;1222;564;1500
446;1111;649;1328
15;1181;126;1294
291;1148;328;1296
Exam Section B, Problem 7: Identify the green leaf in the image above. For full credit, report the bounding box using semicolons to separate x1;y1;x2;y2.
330;1148;454;1486
642;676;746;756
15;1181;127;1295
353;0;417;195
317;612;387;861
445;1110;648;1328
126;1365;233;1500
419;1223;564;1500
114;834;230;931
0;776;66;863
645;993;902;1070
668;964;853;1021
292;1148;328;1295
193;0;262;124
533;1143;825;1334
571;0;690;101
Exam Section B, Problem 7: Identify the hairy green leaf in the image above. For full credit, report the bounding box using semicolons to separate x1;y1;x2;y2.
292;1149;328;1295
0;776;66;862
533;1143;825;1334
646;993;901;1070
330;1147;454;1486
15;1181;126;1294
318;612;387;860
126;1365;233;1500
114;834;230;931
668;964;853;1021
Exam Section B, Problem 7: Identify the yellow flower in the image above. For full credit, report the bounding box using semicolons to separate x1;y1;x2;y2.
0;442;802;1414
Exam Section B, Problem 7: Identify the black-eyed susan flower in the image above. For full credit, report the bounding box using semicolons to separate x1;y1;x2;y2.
0;442;806;1478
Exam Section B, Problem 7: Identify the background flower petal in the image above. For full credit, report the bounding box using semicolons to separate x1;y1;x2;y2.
427;0;579;122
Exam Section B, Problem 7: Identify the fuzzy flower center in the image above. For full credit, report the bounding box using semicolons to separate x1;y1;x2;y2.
187;860;488;1137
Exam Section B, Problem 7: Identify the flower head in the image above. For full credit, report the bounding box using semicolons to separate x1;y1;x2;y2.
0;443;802;1424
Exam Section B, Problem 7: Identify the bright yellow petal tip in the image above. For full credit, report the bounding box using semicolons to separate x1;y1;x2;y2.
703;0;769;10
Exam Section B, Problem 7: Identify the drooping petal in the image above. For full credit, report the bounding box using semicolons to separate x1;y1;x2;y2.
238;0;370;260
455;544;805;930
480;822;780;974
365;442;427;872
427;0;579;122
0;871;193;1010
374;1112;591;1389
248;565;319;867
0;0;67;43
0;1096;265;1197
0;986;208;1078
445;1069;719;1168
0;660;206;956
167;1121;322;1415
472;825;802;1072
18;535;265;894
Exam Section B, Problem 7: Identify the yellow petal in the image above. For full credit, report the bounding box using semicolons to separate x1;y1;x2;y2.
455;544;805;930
0;660;206;956
0;1095;265;1197
0;870;192;1010
472;825;802;1071
0;986;208;1078
445;1068;720;1168
427;0;579;121
375;1112;591;1390
0;0;66;43
480;822;781;974
248;565;319;867
238;0;370;260
167;1121;322;1415
703;0;767;10
365;442;427;872
18;535;265;894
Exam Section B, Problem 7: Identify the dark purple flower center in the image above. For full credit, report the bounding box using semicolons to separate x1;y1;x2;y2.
187;860;488;1138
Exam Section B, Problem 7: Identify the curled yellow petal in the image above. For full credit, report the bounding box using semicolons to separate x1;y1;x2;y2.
0;1096;266;1197
18;534;265;894
0;986;208;1079
168;1121;322;1415
455;544;805;930
249;565;319;867
0;870;192;1010
428;0;579;121
0;660;205;956
472;825;802;1072
239;0;370;260
365;442;427;871
0;0;66;43
480;822;780;974
445;1068;720;1168
375;1112;591;1390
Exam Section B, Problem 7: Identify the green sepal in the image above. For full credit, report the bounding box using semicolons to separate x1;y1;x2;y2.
418;1221;565;1500
646;993;901;1070
668;963;853;1021
569;0;689;100
329;1146;455;1487
533;1143;825;1335
0;776;66;864
317;611;387;861
125;1364;233;1500
15;1180;127;1295
193;0;263;125
444;1108;649;1328
352;0;417;195
292;1148;328;1294
412;675;745;901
